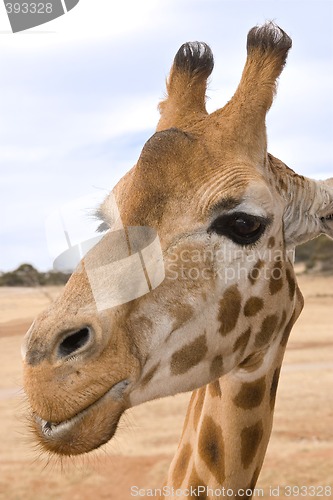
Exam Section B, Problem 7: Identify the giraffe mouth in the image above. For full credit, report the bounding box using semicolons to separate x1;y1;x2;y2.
30;380;130;456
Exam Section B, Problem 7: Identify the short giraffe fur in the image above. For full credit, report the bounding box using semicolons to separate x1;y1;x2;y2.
22;23;333;497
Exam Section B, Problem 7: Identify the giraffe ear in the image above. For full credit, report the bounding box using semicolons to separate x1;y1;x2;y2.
284;176;333;247
318;178;333;239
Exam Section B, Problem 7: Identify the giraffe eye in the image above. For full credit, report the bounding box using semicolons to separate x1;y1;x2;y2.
208;212;268;245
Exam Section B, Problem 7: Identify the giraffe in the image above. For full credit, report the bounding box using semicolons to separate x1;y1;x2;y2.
22;23;333;498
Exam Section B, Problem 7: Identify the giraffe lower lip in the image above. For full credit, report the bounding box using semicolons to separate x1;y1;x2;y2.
31;380;130;455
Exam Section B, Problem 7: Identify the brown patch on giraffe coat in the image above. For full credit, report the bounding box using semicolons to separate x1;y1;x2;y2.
188;466;207;499
296;285;305;309
280;311;296;347
193;387;206;431
233;327;251;356
141;363;160;386
198;415;225;484
238;467;262;500
218;285;242;336
130;316;153;335
267;236;275;248
166;303;195;341
250;466;261;490
286;267;296;300
172;442;192;489
270;367;281;410
170;334;208;375
278;309;287;331
244;297;264;317
210;355;223;379
238;351;265;372
255;314;279;348
280;286;304;347
233;376;266;409
248;259;264;285
208;379;221;398
269;257;284;295
241;420;264;469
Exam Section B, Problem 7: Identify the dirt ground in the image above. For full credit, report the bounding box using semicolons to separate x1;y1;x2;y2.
0;275;332;500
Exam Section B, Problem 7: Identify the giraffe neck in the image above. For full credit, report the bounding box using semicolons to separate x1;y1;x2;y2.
164;288;304;499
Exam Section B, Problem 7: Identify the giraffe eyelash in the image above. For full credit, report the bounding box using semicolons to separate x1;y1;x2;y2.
96;221;110;233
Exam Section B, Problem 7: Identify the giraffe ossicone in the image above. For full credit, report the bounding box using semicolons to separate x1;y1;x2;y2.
22;22;333;495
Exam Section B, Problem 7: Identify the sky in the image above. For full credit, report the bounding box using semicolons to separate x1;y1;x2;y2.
0;0;332;271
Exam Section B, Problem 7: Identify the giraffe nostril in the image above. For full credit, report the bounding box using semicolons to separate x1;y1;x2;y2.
58;327;91;358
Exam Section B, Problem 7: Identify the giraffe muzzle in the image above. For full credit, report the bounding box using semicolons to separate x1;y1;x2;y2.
30;379;130;455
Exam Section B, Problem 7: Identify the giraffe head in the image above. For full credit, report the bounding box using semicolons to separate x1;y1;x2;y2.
23;23;333;456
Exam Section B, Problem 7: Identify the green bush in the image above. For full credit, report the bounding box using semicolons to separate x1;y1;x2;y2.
296;235;333;272
0;264;70;287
